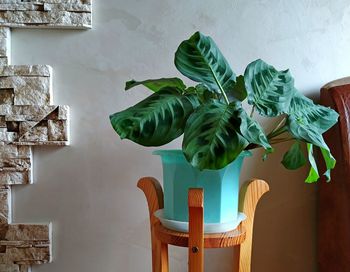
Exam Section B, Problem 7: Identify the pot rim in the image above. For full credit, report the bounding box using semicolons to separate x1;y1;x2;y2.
152;149;252;158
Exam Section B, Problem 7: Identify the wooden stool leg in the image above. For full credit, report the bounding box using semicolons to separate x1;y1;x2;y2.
233;246;241;272
138;177;169;272
188;188;204;272
237;179;269;272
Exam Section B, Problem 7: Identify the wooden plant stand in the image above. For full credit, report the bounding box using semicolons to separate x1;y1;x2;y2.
138;177;269;272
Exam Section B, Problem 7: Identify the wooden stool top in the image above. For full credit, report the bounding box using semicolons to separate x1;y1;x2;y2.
154;221;246;248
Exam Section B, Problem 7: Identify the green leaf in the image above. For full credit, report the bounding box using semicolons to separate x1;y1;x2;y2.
320;147;336;182
287;94;338;182
182;102;248;170
185;84;220;104
227;75;247;102
281;141;306;170
174;32;239;101
244;59;295;116
305;143;320;183
287;93;339;149
236;108;271;150
125;78;186;92
110;87;200;146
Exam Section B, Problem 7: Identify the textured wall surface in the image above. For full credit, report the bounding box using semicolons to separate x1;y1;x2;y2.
9;0;350;271
0;1;91;271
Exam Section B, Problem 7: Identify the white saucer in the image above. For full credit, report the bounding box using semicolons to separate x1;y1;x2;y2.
154;209;246;234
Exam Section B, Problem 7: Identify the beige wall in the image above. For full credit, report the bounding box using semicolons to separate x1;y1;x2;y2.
10;0;350;271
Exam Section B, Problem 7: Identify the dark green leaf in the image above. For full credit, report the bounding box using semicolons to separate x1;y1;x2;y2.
320;147;336;182
174;32;238;100
305;143;320;183
237;109;271;150
192;84;218;103
182;102;248;170
244;59;295;116
281;141;306;170
110;87;200;146
125;78;186;92
287;93;339;149
227;75;247;102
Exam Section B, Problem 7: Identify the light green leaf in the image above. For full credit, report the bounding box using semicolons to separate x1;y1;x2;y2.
110;87;200;146
305;143;320;183
125;78;186;92
287;93;339;149
320;147;336;182
281;141;306;170
237;109;271;150
182;102;248;170
174;32;240;101
287;94;338;182
244;59;295;116
288;93;339;132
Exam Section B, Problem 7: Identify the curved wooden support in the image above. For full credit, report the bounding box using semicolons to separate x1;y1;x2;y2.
138;177;168;272
238;179;269;272
188;188;204;272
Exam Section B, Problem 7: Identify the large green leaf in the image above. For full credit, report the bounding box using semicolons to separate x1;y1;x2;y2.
125;78;186;92
287;93;339;148
227;75;247;102
110;88;200;146
281;141;306;170
305;143;320;183
244;59;295;116
287;94;338;182
236;108;271;150
174;32;241;101
182;102;249;170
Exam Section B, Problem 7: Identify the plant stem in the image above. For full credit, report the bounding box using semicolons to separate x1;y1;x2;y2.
267;125;288;139
245;137;293;151
245;116;292;151
269;137;294;144
274;117;286;131
250;106;255;118
268;116;286;137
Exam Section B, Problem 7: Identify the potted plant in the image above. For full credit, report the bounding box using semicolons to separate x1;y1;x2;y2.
109;31;338;232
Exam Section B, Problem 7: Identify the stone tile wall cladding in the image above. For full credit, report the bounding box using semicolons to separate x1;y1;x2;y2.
0;1;91;271
0;0;91;29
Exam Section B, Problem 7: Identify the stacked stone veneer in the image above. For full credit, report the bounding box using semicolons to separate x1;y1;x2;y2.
0;1;91;271
0;0;91;29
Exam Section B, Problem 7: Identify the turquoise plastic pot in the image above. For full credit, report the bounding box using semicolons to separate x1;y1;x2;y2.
153;150;251;224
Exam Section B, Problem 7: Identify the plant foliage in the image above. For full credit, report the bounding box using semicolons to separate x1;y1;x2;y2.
110;31;339;183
